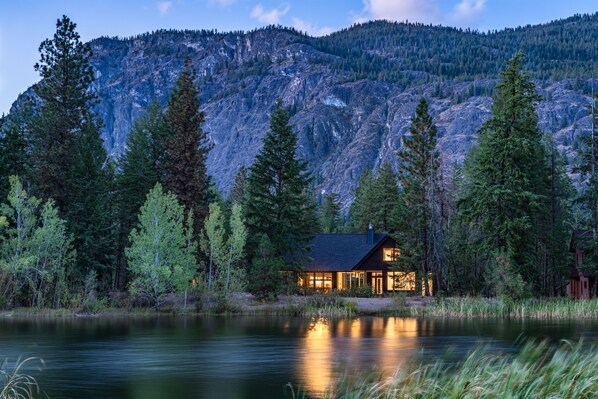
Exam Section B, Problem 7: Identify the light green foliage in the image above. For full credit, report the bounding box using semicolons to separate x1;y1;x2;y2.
126;183;196;309
223;204;248;294
200;202;228;290
0;176;73;307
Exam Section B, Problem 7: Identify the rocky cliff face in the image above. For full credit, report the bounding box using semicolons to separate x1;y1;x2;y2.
12;24;595;206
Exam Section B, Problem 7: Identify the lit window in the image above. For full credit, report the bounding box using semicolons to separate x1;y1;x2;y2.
383;248;401;261
387;272;415;291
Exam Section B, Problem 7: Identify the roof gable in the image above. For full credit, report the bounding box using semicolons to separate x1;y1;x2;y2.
301;233;392;272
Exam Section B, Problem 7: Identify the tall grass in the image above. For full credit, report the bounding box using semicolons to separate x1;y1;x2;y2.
0;357;44;399
410;297;598;319
294;340;597;399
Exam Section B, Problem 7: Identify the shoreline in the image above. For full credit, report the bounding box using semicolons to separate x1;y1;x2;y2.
1;296;597;319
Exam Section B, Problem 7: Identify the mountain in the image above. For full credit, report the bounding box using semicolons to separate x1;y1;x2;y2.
9;13;598;206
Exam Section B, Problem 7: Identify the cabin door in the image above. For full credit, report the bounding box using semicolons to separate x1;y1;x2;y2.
373;276;383;295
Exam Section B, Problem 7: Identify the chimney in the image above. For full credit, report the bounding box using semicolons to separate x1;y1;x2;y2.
367;223;374;245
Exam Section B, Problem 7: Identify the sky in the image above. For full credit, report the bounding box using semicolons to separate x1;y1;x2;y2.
0;0;597;115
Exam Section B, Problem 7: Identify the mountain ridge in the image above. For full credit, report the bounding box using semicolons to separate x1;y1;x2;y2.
8;13;598;205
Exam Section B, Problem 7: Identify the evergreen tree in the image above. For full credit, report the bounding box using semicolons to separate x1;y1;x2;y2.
28;16;112;284
574;93;598;274
460;52;549;295
161;59;210;237
114;101;171;290
0;106;32;201
347;168;376;232
66;121;115;286
396;97;441;295
126;183;196;309
29;15;96;212
319;192;342;233
245;99;317;265
372;161;400;233
248;234;283;301
230;166;247;205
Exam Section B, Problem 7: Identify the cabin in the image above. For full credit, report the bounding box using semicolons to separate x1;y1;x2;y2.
567;229;597;299
296;225;431;295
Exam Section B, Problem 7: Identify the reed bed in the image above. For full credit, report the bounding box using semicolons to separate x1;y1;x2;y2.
0;357;44;399
289;340;597;399
410;297;598;319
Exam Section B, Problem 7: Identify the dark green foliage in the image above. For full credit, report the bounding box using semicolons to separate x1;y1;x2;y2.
0;107;32;201
66;121;115;286
27;15;114;285
29;15;96;212
396;97;441;295
319;192;342;233
248;235;282;301
372;161;400;233
347;168;376;232
161;59;211;236
460;52;551;294
114;101;172;289
245;99;317;264
312;14;598;85
230;166;247;205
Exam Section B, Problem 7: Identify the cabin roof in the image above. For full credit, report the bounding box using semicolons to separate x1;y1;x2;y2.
301;233;391;272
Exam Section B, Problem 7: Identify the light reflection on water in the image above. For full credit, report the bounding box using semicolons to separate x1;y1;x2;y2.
0;316;596;399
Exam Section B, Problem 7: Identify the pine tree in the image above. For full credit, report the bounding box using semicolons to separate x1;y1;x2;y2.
460;52;549;295
27;16;113;284
245;99;317;265
319;192;342;233
230;166;247;205
161;59;210;237
0;106;32;201
29;15;96;212
396;97;441;295
574;93;598;274
372;161;400;233
347;168;376;232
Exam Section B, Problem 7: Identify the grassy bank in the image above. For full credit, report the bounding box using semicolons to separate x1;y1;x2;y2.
407;297;598;319
290;340;598;399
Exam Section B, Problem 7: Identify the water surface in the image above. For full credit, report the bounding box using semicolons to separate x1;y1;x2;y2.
2;316;597;399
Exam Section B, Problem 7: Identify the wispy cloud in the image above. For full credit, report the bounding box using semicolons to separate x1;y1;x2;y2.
250;3;290;24
208;0;237;6
292;17;333;37
450;0;486;24
157;1;173;15
360;0;440;25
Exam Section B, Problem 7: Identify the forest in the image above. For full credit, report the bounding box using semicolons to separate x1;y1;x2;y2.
0;16;596;310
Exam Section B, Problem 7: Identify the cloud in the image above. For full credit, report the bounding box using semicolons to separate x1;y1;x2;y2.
250;3;290;24
292;18;334;37
157;1;172;15
208;0;237;6
452;0;486;19
360;0;440;25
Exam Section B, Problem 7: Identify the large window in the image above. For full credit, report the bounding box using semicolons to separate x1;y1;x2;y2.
299;272;333;290
387;272;416;291
336;272;365;290
383;248;401;261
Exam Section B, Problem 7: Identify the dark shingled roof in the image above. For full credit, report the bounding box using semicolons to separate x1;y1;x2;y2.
302;233;388;272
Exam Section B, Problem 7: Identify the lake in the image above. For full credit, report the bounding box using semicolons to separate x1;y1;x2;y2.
2;316;597;399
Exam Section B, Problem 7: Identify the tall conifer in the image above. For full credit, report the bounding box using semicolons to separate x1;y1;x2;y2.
245;99;316;264
460;52;549;294
161;59;210;237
